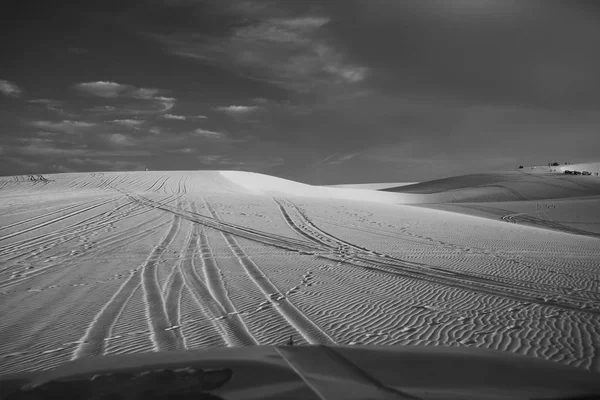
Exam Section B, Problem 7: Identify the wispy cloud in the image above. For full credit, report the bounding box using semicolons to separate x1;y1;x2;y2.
197;155;223;164
89;105;117;113
111;119;144;127
74;81;163;99
75;81;129;98
197;155;246;165
75;81;176;114
0;79;22;97
163;113;186;120
315;151;340;165
106;133;136;147
150;6;368;93
191;128;227;139
314;151;360;165
154;97;176;112
29;99;61;107
29;120;96;134
168;147;196;153
214;105;259;115
327;152;359;165
192;115;208;119
197;154;285;168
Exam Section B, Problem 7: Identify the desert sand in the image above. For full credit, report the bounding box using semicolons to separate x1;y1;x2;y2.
0;169;599;384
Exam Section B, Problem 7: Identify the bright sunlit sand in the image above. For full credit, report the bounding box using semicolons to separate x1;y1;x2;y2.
0;168;599;385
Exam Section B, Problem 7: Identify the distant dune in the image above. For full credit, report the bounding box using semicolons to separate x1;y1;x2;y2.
1;169;599;379
374;165;600;237
381;169;600;203
323;182;419;190
220;171;422;204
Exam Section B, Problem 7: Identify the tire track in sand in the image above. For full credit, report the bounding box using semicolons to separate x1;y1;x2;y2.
177;214;257;346
70;197;185;358
163;266;186;350
0;199;101;232
71;271;142;359
121;191;318;254
191;202;258;345
0;197;116;243
275;198;600;316
0;203;165;291
204;199;335;345
69;205;180;359
0;216;173;362
140;210;182;352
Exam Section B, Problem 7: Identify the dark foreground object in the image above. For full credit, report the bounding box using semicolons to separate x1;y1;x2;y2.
1;345;600;400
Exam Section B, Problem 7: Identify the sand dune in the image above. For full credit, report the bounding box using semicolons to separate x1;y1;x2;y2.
324;182;419;190
377;168;600;237
382;170;600;202
0;169;599;381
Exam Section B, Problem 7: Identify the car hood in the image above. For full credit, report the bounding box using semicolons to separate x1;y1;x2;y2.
1;345;599;400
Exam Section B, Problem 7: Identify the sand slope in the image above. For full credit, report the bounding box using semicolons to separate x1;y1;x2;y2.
324;182;419;190
376;168;600;237
382;170;600;203
0;170;599;380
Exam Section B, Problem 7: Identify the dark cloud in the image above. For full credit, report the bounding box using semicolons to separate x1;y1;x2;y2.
316;0;600;109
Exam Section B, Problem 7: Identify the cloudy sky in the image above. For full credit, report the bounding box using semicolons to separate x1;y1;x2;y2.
2;0;600;184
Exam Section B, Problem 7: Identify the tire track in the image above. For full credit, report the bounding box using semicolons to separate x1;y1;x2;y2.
477;184;530;201
140;210;182;352
0;197;117;242
1;218;174;361
276;198;600;316
0;199;139;260
122;192;318;254
154;175;171;193
177;217;257;346
501;213;521;224
205;200;335;345
71;273;142;359
276;201;331;249
192;203;258;345
275;198;376;254
512;214;600;238
0;201;150;269
450;204;600;238
0;204;165;291
163;265;186;350
103;283;143;353
0;199;101;232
